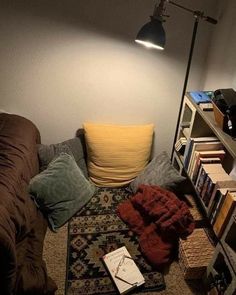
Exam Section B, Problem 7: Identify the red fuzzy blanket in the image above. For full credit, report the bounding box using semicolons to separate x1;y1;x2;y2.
117;185;195;269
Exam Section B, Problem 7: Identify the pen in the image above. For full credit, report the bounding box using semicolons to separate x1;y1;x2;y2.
114;275;138;286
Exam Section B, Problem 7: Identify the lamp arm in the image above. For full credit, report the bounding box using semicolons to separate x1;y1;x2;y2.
167;0;218;24
168;0;195;14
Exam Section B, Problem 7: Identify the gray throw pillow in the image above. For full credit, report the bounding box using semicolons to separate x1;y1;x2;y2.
129;151;186;194
29;153;96;232
38;137;88;178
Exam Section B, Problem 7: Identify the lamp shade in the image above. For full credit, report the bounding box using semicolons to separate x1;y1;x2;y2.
135;18;166;50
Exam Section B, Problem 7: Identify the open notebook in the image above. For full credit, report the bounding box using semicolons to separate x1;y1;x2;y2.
102;246;145;294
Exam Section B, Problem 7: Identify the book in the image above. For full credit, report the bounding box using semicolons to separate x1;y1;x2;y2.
190;149;225;182
175;137;187;154
183;138;193;168
192;157;221;183
195;163;225;195
213;191;236;238
189;91;211;104
207;180;236;216
183;137;219;170
209;188;229;225
102;246;145;294
201;173;232;207
199;102;213;111
187;141;222;174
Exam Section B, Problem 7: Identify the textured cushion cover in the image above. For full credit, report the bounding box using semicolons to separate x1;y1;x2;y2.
83;123;154;187
38;136;88;178
29;153;95;231
129;151;186;194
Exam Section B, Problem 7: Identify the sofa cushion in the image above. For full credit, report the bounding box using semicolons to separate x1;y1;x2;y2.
38;136;88;178
129;151;186;194
29;153;96;232
83;123;154;187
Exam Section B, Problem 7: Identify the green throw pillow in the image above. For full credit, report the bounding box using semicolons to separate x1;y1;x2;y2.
29;153;96;231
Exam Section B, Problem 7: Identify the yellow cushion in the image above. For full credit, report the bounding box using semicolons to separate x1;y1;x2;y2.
83;123;154;187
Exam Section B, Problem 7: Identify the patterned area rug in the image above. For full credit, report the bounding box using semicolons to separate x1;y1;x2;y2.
66;187;165;295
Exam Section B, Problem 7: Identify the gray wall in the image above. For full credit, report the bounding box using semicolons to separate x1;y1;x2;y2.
203;0;236;90
0;0;217;155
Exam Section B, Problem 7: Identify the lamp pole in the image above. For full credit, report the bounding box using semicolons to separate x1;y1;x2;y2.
171;15;199;160
166;4;217;160
135;0;217;159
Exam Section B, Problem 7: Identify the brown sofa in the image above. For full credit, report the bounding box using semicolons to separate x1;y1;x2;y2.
0;113;57;295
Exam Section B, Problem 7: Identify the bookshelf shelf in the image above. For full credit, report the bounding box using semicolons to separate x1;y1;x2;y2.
173;93;236;294
186;93;236;160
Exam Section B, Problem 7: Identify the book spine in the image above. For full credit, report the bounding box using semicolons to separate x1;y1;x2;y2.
186;141;221;173
210;194;224;225
207;189;218;217
183;138;193;169
194;162;203;186
213;192;235;237
195;166;207;194
203;179;215;208
188;151;198;178
186;144;196;174
190;152;200;181
192;158;221;184
201;175;211;201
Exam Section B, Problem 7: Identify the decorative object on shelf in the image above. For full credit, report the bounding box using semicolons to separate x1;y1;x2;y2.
135;0;218;159
212;88;236;138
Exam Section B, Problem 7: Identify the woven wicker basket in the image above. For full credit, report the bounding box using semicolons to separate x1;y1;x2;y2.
179;229;214;280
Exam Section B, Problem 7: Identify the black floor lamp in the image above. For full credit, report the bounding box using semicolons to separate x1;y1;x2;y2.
135;0;217;159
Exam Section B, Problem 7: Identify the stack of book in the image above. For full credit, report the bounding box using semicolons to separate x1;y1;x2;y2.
195;163;232;208
193;163;236;238
176;134;236;239
175;137;187;154
183;137;225;181
182;136;236;238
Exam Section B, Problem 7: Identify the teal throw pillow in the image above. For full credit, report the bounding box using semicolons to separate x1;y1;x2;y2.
29;153;96;231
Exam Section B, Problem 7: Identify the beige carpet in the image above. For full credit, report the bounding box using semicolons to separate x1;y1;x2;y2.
43;224;206;295
43;224;68;295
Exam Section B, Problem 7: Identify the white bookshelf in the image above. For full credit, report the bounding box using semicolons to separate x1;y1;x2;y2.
172;93;236;293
